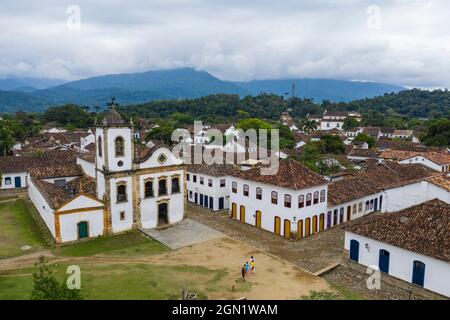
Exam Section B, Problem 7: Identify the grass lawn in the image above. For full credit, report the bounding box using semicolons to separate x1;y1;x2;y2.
0;200;48;258
52;231;169;257
0;262;230;300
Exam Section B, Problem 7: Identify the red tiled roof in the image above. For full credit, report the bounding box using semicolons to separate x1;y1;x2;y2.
345;200;450;263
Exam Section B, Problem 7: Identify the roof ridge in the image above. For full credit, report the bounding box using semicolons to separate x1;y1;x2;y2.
288;159;298;190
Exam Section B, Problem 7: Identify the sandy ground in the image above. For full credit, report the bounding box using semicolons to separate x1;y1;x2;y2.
0;237;331;300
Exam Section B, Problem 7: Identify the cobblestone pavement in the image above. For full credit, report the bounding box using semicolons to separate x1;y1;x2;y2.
186;203;344;273
186;203;446;300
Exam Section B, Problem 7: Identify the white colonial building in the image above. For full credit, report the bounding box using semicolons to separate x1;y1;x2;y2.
344;200;450;298
25;106;185;243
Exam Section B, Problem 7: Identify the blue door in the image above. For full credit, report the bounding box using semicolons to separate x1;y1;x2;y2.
374;198;378;211
194;193;198;204
349;240;360;262
200;194;204;206
204;195;208;208
327;211;332;228
209;197;213;210
219;197;224;210
379;195;383;210
14;177;21;188
412;261;425;287
379;249;390;274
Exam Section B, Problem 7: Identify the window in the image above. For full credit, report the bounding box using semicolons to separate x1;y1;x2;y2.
320;190;326;202
159;179;167;196
298;195;304;208
313;191;319;205
358;202;363;212
172;177;180;193
187;173;190;181
208;179;213;187
271;191;278;205
54;179;67;187
370;199;374;209
98;136;102;156
144;180;154;198
306;193;312;206
232;182;237;193
115;137;124;156
352;203;357;215
284;195;291;208
4;177;11;185
189;191;193;198
193;175;197;183
365;201;370;210
117;184;127;202
220;179;226;188
120;211;125;220
243;184;249;197
200;177;204;185
256;187;262;200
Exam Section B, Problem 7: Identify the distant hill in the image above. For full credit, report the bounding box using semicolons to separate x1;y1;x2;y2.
0;68;406;113
0;77;66;91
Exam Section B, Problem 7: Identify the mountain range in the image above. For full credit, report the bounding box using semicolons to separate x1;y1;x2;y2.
0;68;406;113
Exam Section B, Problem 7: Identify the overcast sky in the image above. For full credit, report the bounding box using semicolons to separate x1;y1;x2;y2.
1;0;449;88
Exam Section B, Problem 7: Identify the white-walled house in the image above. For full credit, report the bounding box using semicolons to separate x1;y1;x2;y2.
229;159;329;239
344;200;450;298
378;150;450;173
186;164;238;211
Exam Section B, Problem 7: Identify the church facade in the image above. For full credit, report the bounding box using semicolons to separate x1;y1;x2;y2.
27;107;185;243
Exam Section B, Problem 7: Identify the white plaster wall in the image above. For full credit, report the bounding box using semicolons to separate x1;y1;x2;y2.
58;195;103;212
137;147;183;170
345;232;450;297
59;209;104;242
95;128;105;170
139;170;184;228
328;192;383;223
109;176;134;232
80;133;95;149
400;156;444;172
106;127;133;172
0;172;28;189
321;121;343;131
229;177;328;237
186;172;230;211
28;179;55;237
383;181;449;212
77;158;95;178
96;172;105;200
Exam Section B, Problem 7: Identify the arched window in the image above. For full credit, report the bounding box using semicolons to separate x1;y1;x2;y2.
115;137;124;156
117;184;127;202
98;136;102;157
320;189;326;202
172;177;180;193
232;182;237;193
144;180;153;198
271;191;278;205
256;187;262;200
243;184;249;197
313;191;319;204
306;193;312;206
158;179;167;196
4;177;12;185
298;195;304;208
284;194;291;208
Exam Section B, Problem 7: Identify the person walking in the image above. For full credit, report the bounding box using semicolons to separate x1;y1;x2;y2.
241;265;246;280
245;261;250;275
250;256;255;273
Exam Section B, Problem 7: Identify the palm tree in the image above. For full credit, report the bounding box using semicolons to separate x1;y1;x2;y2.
300;119;318;142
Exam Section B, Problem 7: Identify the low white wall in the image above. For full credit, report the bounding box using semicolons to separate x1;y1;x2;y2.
77;158;96;178
28;179;56;237
59;209;104;242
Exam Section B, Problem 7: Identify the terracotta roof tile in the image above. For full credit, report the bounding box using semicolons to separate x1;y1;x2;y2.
345;200;450;263
29;164;83;179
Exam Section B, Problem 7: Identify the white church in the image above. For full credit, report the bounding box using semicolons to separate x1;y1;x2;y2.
27;106;185;243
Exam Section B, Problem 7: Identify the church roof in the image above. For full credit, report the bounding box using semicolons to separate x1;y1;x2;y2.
101;109;128;127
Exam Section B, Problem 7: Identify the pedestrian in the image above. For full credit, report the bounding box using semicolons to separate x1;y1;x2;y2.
250;256;255;273
241;265;246;279
245;261;250;274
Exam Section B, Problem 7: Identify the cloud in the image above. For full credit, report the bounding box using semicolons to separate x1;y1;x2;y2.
0;0;449;88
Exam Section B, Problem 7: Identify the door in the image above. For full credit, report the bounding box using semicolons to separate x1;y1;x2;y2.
347;206;351;222
327;212;332;228
255;210;262;228
77;222;88;239
200;194;204;206
379;195;383;210
240;206;245;223
14;177;21;188
297;220;303;239
319;213;325;231
412;261;425;287
284;219;291;239
194;193;198;204
312;216;318;234
204;195;208;208
219;197;224;210
339;208;344;224
333;210;338;226
158;203;169;226
379;249;390;274
305;218;311;237
230;203;237;219
374;198;378;211
274;216;281;235
349;240;359;262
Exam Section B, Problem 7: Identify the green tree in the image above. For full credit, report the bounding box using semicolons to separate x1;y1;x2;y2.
145;121;176;144
421;118;450;147
342;117;359;131
353;133;376;148
43;104;94;128
0;123;16;156
318;135;345;154
300;119;318;142
31;256;83;300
